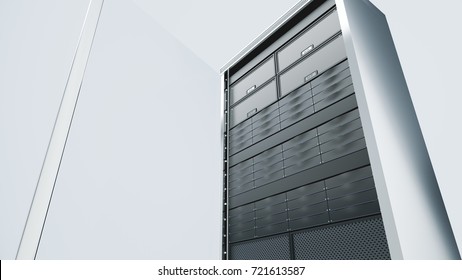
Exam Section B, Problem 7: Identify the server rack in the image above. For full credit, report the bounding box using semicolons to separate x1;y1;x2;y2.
221;0;459;260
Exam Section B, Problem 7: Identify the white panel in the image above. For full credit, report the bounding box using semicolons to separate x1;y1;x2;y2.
36;0;221;259
0;0;91;259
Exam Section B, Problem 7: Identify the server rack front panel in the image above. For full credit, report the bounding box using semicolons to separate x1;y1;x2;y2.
222;0;391;260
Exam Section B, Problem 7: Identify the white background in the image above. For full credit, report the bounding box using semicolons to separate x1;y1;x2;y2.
0;0;461;259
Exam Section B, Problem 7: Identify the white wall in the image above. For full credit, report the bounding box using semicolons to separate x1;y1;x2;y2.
0;0;90;259
35;0;221;259
131;0;300;72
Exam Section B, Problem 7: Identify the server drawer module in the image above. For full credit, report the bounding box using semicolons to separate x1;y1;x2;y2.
221;0;460;260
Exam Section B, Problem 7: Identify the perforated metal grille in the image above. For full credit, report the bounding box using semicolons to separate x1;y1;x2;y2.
293;217;390;259
230;235;291;260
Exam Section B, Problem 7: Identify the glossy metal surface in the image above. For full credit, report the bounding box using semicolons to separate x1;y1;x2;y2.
221;72;229;259
336;0;460;259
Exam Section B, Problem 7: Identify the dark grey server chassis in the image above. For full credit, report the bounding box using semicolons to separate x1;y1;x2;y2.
221;0;390;260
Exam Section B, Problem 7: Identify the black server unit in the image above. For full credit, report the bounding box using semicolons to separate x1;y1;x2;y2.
222;0;391;260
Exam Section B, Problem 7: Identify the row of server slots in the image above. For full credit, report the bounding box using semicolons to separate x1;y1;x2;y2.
228;165;380;243
229;107;366;198
229;60;353;155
